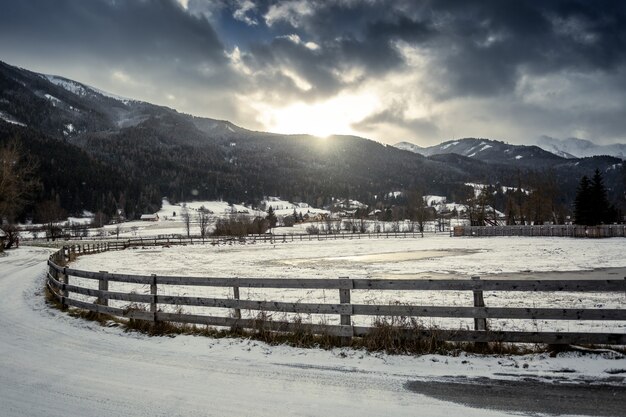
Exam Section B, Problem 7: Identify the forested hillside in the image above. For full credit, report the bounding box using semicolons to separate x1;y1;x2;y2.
1;60;624;222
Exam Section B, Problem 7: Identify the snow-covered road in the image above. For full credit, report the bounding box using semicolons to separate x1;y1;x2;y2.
1;246;624;417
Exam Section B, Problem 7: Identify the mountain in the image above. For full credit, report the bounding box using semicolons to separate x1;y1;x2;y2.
1;60;624;221
0;61;476;220
394;141;424;154
394;138;564;169
538;136;626;160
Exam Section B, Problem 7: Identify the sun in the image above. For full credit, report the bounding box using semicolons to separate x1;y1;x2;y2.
252;92;380;138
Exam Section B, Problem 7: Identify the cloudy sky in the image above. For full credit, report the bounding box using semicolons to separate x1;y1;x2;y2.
1;0;625;146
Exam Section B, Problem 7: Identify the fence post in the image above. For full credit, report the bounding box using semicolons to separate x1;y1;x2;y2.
61;266;69;309
98;271;109;306
232;284;241;320
150;274;158;322
338;277;353;345
471;276;488;349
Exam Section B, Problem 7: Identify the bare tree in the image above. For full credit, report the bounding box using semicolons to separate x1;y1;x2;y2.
407;190;431;236
36;200;66;241
198;211;210;238
181;204;191;237
2;224;20;249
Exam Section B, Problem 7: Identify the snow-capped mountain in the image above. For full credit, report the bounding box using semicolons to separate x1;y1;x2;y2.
394;138;562;167
394;141;425;154
538;136;626;160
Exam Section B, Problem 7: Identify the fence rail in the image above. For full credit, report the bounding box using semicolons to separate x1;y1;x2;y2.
46;245;626;346
453;225;626;238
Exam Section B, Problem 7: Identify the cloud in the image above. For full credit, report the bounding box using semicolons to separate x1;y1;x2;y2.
0;0;249;120
264;0;315;28
233;0;258;26
352;101;440;140
1;0;624;146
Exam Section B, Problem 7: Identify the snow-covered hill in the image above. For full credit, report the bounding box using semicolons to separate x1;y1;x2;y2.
538;136;626;160
393;141;425;154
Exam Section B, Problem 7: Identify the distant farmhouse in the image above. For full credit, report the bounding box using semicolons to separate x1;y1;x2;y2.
140;214;159;221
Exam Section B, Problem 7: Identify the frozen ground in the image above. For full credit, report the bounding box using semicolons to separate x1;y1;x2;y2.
1;246;625;417
72;234;626;278
70;235;626;333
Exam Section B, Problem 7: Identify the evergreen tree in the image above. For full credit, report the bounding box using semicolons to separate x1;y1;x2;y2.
590;169;611;225
574;170;615;225
266;206;277;229
574;175;592;225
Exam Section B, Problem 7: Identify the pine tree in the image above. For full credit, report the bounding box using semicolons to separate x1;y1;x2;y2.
574;175;592;225
590;169;611;225
574;170;614;225
266;206;277;229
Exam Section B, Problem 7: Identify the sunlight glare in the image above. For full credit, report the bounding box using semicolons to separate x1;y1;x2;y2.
254;93;380;138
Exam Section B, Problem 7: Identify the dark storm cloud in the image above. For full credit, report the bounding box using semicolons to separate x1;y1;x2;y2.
0;0;624;143
352;101;440;138
0;0;234;87
234;0;626;99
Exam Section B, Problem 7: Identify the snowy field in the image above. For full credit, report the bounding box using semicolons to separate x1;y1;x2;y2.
19;197;465;240
70;235;626;333
0;246;625;417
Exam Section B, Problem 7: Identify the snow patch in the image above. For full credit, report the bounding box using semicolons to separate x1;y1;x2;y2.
43;94;62;106
387;191;403;199
45;75;88;96
515;155;523;160
425;195;446;206
0;111;26;126
63;123;75;136
45;74;135;104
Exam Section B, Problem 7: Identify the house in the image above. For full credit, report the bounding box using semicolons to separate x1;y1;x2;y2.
140;214;159;221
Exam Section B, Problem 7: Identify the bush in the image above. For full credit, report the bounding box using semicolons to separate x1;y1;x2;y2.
305;225;320;234
213;216;269;236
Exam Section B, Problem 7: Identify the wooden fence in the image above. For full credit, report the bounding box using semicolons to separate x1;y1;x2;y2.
36;231;426;248
46;246;626;346
453;225;626;238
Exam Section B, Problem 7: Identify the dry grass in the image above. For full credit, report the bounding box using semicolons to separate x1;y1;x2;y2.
45;286;618;356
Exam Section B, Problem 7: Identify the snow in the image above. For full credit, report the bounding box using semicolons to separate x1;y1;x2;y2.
63;123;75;136
43;93;62;106
515;155;523;160
44;74;135;104
157;198;262;220
425;195;446;206
45;75;88;96
66;216;93;226
88;85;135;104
465;182;487;198
479;144;492;152
1;246;624;417
467;152;476;157
73;235;626;281
260;197;329;217
0;111;26;126
71;235;626;332
387;191;403;199
263;197;297;211
334;199;367;209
